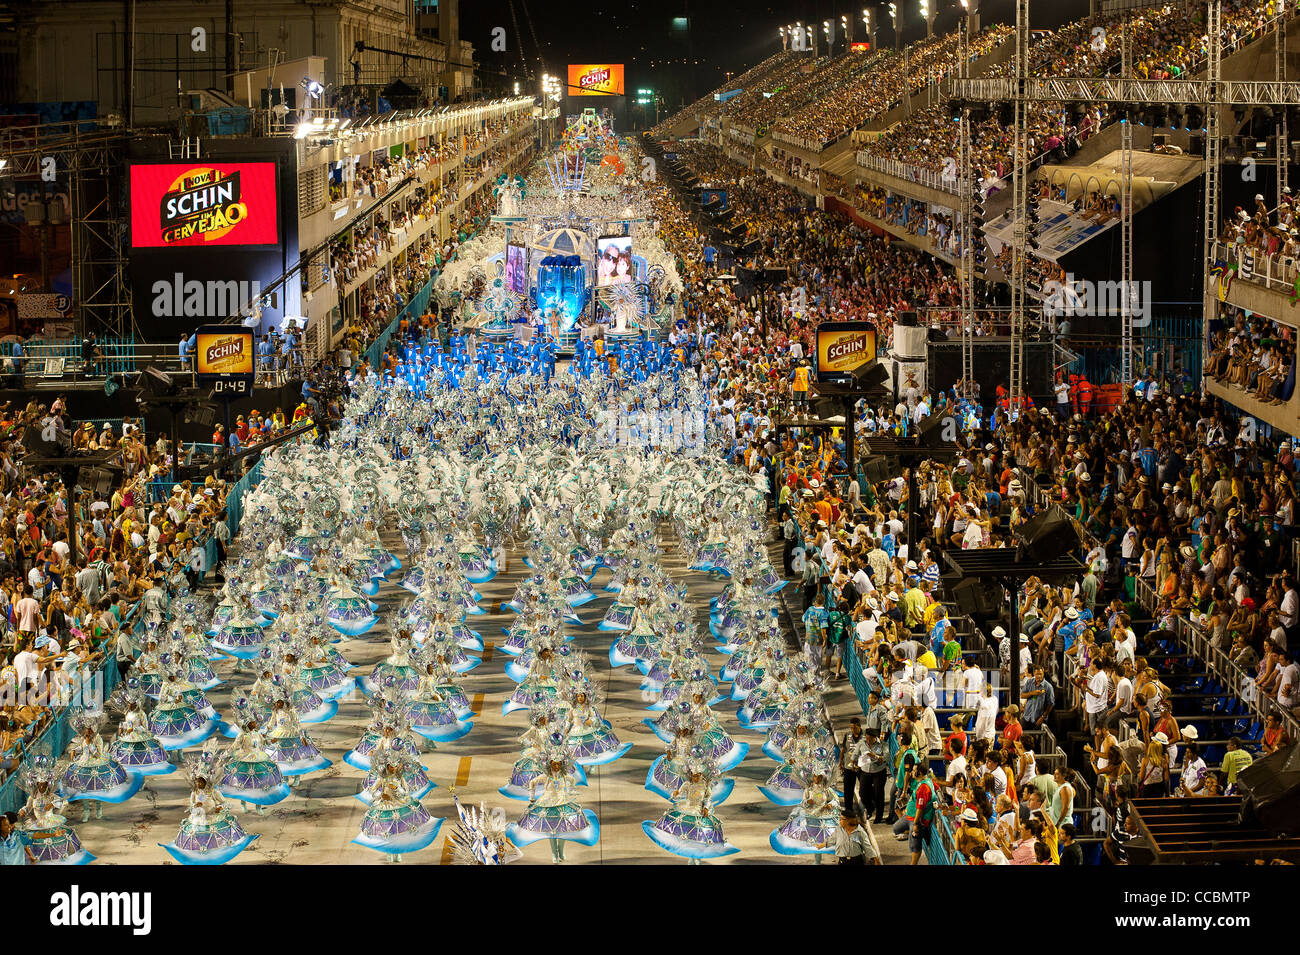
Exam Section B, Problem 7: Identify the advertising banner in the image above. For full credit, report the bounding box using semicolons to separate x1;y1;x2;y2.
815;321;877;381
567;64;625;96
130;162;279;248
194;324;255;396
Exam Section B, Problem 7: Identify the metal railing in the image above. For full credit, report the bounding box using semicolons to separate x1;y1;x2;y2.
1134;577;1300;743
854;151;971;197
1211;239;1300;299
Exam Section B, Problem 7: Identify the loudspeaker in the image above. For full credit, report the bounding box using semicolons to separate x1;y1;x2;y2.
1017;505;1081;563
1236;743;1300;836
951;578;1002;618
136;364;178;397
859;456;895;484
916;408;951;445
852;362;891;390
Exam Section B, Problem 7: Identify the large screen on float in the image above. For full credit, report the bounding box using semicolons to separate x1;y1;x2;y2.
596;235;634;286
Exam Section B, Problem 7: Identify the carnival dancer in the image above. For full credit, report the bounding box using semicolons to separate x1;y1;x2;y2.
159;741;259;865
769;771;841;862
15;755;94;864
642;749;739;862
60;713;144;820
563;684;632;766
760;722;836;806
263;689;332;784
351;747;444;863
506;732;600;863
646;724;735;805
107;679;176;777
218;698;291;813
406;648;475;744
149;661;220;752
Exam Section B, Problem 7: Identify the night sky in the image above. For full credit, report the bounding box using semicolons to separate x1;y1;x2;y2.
462;0;1091;109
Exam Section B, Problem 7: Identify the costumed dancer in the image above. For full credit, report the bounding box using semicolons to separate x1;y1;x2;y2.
642;747;739;863
15;755;94;864
159;740;259;864
107;678;176;777
218;698;291;813
769;771;841;862
60;713;144;820
351;747;444;863
505;731;600;864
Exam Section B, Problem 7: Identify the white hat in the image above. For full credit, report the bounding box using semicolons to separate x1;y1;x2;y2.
992;625;1006;638
1065;607;1079;619
1255;193;1264;201
866;596;880;610
1154;731;1170;745
984;849;1009;865
1181;724;1199;740
961;807;980;822
808;478;821;489
1019;634;1030;643
905;560;918;570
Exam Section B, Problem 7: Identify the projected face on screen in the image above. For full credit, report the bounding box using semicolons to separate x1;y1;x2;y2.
506;244;526;295
596;236;633;287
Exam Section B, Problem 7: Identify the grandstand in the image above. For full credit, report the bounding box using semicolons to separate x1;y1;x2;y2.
645;0;1300;871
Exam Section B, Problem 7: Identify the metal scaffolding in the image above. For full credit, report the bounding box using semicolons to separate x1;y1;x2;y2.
958;15;976;399
0;123;133;339
1008;0;1029;404
1120;15;1136;385
950;0;1300;397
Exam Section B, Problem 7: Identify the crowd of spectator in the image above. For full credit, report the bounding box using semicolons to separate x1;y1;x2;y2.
1205;306;1296;406
637;125;1300;862
772;25;1014;147
0;412;235;784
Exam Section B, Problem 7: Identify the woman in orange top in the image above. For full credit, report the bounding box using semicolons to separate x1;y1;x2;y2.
812;496;832;526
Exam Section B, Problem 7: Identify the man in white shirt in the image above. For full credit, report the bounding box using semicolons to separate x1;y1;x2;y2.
1112;618;1137;665
855;603;879;644
1108;665;1135;728
946;750;968;786
1120;523;1139;569
961;658;985;707
1278;656;1299;710
1280;576;1299;644
912;666;938;710
852;565;874;599
26;565;47;601
1076;660;1111;732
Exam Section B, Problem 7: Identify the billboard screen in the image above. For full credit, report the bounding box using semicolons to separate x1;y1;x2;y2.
194;324;256;395
506;243;526;295
567;64;625;96
195;325;255;376
130;162;279;249
596;235;634;286
815;321;877;381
